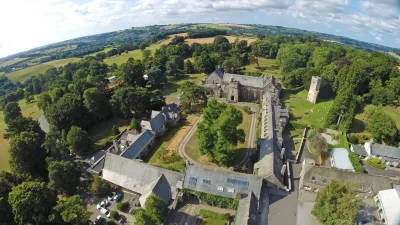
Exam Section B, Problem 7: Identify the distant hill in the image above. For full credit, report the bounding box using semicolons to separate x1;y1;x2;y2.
1;23;399;72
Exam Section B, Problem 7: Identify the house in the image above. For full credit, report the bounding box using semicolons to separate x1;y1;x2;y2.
203;69;280;102
120;130;155;160
351;141;400;168
374;187;400;225
330;148;354;171
141;111;167;136
161;102;181;126
100;152;183;206
299;159;395;197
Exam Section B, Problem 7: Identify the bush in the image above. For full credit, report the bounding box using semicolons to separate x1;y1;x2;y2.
367;158;386;170
107;221;117;225
243;106;252;114
110;210;119;220
349;134;359;144
117;201;129;211
192;191;239;209
199;209;230;220
348;152;364;172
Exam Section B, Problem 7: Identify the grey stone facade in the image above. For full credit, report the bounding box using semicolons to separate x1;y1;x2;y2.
307;76;321;103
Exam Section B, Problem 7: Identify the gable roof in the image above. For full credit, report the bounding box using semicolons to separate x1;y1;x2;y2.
102;153;183;195
331;148;354;171
303;166;393;194
372;144;400;160
120;130;155;159
183;165;263;199
141;112;166;132
236;192;259;225
222;73;268;88
139;175;172;207
351;145;368;157
209;69;225;79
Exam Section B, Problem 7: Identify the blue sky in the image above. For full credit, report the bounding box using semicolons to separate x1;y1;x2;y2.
0;0;399;58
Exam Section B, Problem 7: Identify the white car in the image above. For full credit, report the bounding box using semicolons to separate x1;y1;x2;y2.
100;200;109;207
108;192;116;201
96;203;101;210
113;193;122;202
100;207;110;218
94;215;103;224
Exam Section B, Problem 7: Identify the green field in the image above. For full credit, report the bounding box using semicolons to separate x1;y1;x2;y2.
44;58;81;67
88;117;130;148
388;52;400;60
352;104;400;133
0;98;41;171
0;57;27;67
244;58;280;78
6;64;53;83
104;49;143;65
88;47;115;56
163;73;207;95
185;106;252;166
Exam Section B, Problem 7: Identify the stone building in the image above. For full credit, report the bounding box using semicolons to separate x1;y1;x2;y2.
307;76;321;103
204;69;280;102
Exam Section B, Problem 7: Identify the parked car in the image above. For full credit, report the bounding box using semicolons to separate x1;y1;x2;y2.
96;203;101;210
94;215;103;224
108;192;116;201
100;200;109;207
113;193;122;202
118;216;126;224
100;207;110;218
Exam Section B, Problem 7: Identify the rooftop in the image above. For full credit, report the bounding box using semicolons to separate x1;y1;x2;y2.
120;130;155;159
378;188;400;225
141;111;166;132
372;143;400;160
351;144;368;157
236;192;259;225
331;148;354;171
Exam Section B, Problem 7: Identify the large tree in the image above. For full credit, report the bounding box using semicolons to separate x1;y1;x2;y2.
3;102;22;125
83;88;112;121
8;182;56;225
37;92;52;112
110;87;151;118
90;176;111;197
48;161;80;195
42;125;69;158
50;195;90;225
135;208;155;225
180;82;208;113
9;132;47;179
67;126;93;155
367;108;398;143
312;180;362;225
4;116;44;140
118;59;145;87
144;194;169;224
197;99;245;166
0;171;21;225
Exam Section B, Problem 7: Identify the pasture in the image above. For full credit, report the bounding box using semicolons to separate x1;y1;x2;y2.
44;58;81;67
0;97;41;171
6;64;53;83
0;57;27;67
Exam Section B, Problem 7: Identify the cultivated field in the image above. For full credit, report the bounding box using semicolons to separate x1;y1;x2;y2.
26;56;51;66
220;23;254;29
0;97;41;171
6;64;53;83
159;33;257;46
0;57;27;67
88;47;115;56
44;58;81;67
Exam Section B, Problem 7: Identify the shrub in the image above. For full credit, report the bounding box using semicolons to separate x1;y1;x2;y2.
348;152;364;172
192;191;239;209
110;210;119;220
199;209;230;220
349;134;359;144
117;201;129;211
243;106;252;114
367;158;386;170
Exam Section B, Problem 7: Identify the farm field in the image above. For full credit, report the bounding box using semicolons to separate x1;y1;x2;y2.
44;58;81;67
184;106;252;167
26;56;51;66
0;97;41;171
244;58;280;78
6;64;53;83
164;73;206;95
0;57;27;67
88;47;115;56
352;104;400;133
159;32;257;46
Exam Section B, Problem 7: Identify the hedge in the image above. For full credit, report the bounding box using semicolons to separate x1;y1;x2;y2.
192;191;239;209
348;152;364;172
199;209;230;220
117;201;129;211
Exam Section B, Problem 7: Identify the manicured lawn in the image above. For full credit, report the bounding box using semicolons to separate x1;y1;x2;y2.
244;58;280;78
0;97;41;171
43;58;81;67
0;57;27;67
352;104;400;133
200;218;228;225
6;64;53;83
184;105;252;167
88;117;130;148
163;73;206;95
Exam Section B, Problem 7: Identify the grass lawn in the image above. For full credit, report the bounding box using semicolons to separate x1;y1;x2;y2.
103;49;142;65
163;73;206;95
43;58;81;67
281;89;334;152
244;58;280;78
6;64;53;83
0;97;41;171
200;218;228;225
351;104;400;133
88;117;130;148
0;57;28;67
185;105;252;167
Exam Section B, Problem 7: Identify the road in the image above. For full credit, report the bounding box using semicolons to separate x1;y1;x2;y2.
363;163;400;177
178;115;203;166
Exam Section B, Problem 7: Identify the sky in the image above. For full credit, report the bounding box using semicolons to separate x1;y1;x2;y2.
0;0;400;58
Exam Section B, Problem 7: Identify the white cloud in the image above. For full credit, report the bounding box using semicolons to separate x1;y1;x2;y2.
359;1;398;19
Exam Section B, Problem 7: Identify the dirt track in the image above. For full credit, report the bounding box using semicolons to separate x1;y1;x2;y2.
167;116;198;154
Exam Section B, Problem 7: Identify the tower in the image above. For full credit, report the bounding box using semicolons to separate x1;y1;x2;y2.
307;76;321;104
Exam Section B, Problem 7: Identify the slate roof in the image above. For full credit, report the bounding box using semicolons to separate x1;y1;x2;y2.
210;69;224;79
372;144;400;160
236;192;259;225
120;130;155;159
38;113;50;133
102;153;183;195
139;175;172;207
377;188;400;225
141;111;166;132
183;165;263;199
303;166;393;194
223;73;269;88
351;145;368;157
331;148;354;171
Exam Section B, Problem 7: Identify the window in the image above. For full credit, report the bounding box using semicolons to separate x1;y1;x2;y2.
227;188;235;193
203;179;211;185
217;186;224;192
189;177;197;186
226;178;249;186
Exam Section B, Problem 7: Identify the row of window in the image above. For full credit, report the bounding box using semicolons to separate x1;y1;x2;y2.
189;176;249;187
